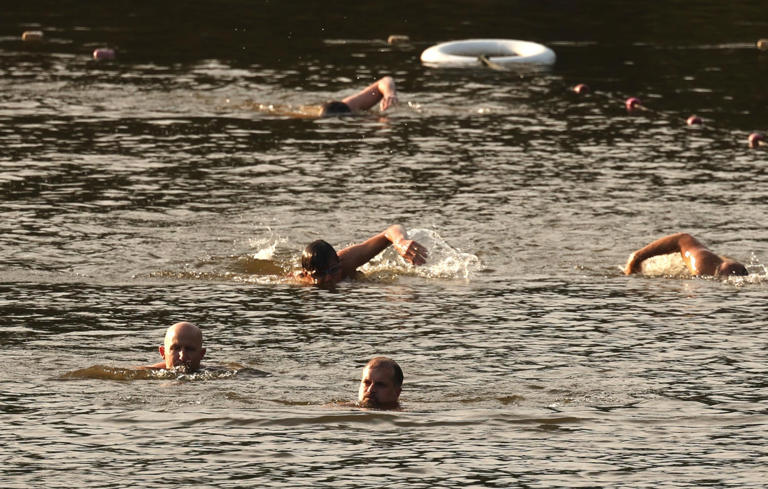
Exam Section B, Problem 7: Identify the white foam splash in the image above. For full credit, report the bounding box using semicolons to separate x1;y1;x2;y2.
249;228;283;260
638;252;690;277
738;252;768;285
361;228;482;280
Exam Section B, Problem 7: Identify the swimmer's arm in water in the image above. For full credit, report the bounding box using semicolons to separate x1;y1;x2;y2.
133;361;166;370
338;224;428;276
342;76;398;112
624;233;720;275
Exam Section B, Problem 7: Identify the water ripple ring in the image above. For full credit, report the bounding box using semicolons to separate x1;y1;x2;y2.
420;39;556;68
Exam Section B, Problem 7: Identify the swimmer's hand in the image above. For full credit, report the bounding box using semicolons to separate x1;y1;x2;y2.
380;93;398;111
377;76;398;111
624;252;640;275
394;239;428;266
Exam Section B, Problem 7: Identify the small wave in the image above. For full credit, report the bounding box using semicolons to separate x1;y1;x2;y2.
58;364;269;381
240;102;320;118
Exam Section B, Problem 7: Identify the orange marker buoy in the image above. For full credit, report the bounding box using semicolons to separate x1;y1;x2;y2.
22;30;44;42
92;48;115;60
387;35;410;45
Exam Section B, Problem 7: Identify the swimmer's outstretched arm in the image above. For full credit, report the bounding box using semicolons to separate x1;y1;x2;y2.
338;224;428;275
624;233;717;275
342;76;398;112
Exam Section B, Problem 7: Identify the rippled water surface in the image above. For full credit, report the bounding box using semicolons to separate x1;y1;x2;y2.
2;1;768;487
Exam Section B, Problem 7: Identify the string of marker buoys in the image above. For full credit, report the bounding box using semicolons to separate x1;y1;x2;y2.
19;29;116;61
571;82;765;150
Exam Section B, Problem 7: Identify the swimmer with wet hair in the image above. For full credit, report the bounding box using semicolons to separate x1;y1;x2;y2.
319;76;398;117
296;224;427;286
624;233;748;277
358;356;403;410
138;321;207;373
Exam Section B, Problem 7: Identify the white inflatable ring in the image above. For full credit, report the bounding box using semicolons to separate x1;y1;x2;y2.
421;39;556;68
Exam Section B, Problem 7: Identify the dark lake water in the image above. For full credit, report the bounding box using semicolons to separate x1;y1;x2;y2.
2;1;768;487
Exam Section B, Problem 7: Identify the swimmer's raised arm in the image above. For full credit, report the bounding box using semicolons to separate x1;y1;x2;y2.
625;233;690;275
338;224;427;274
342;76;398;112
624;233;725;276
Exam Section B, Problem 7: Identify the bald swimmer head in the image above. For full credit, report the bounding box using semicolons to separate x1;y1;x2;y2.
159;322;206;373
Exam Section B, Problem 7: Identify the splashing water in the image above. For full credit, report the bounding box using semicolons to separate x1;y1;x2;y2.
637;253;691;278
361;228;482;280
249;228;284;260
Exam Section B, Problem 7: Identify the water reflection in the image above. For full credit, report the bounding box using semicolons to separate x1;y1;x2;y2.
3;0;768;486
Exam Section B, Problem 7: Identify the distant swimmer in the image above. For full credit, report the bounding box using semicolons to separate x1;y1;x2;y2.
137;322;207;373
358;356;403;410
295;224;427;286
624;233;748;277
319;76;398;117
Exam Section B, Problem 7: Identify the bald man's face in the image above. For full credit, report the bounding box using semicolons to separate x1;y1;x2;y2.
159;324;205;372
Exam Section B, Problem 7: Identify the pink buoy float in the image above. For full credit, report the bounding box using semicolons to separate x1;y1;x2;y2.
625;97;642;111
686;115;702;126
573;83;590;95
748;132;765;148
92;48;115;60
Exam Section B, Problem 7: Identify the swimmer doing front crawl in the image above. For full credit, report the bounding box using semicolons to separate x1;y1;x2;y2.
319;76;398;117
624;233;748;277
296;224;428;286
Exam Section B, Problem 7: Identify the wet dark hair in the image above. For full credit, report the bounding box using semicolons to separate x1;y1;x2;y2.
367;356;403;387
301;239;339;275
320;101;352;117
718;261;748;277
